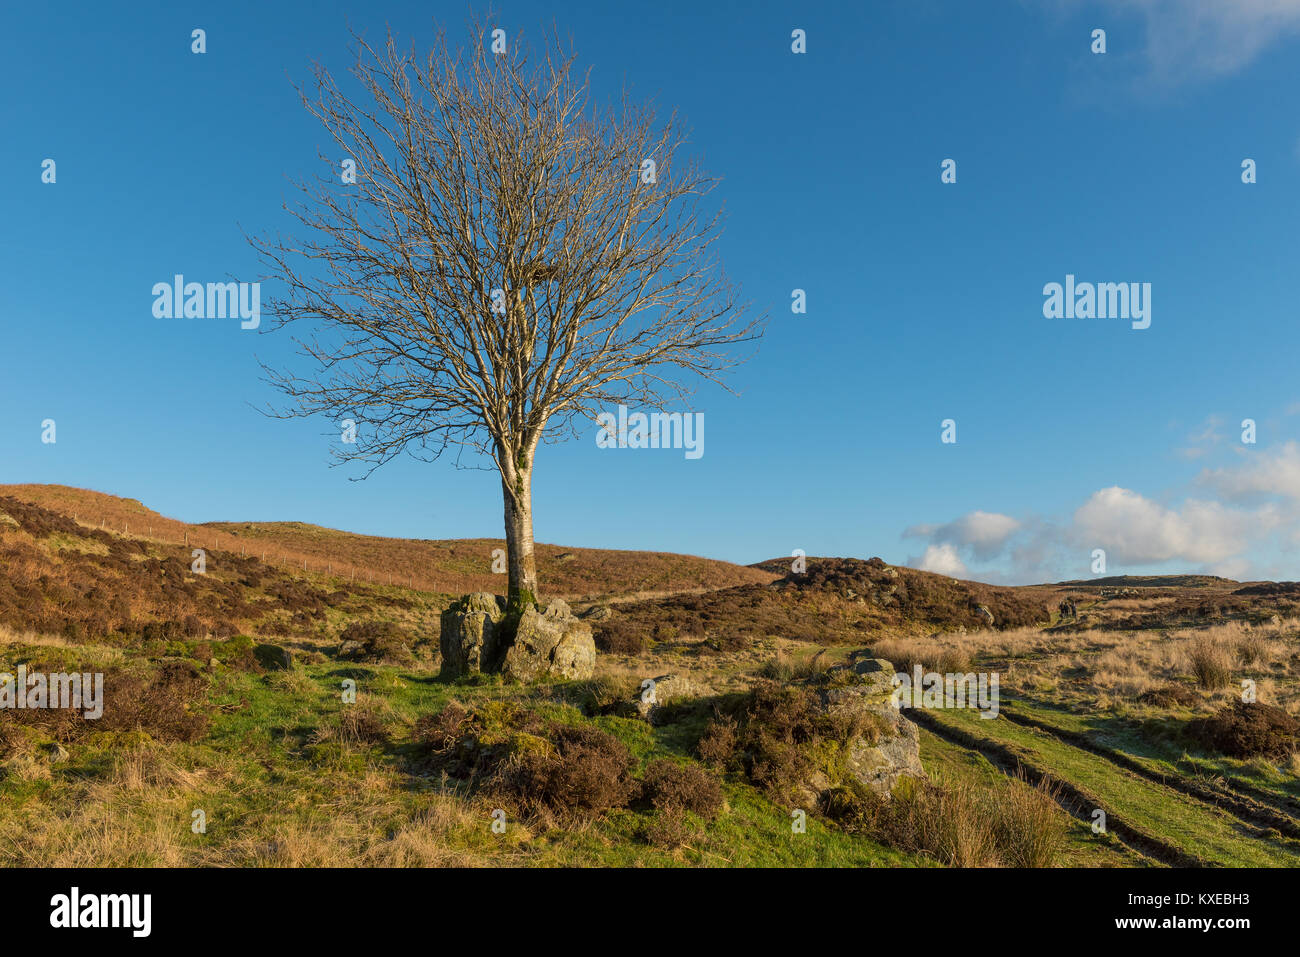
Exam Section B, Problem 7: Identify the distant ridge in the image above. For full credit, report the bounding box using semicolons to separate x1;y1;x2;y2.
0;484;778;600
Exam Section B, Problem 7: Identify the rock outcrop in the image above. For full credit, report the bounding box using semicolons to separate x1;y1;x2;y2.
440;593;596;682
809;657;924;802
501;599;596;682
439;592;506;678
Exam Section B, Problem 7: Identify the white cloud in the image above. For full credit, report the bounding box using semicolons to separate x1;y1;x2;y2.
1200;441;1300;501
1103;0;1300;85
1208;556;1255;581
908;544;969;578
897;429;1300;582
904;510;1021;560
1042;0;1300;87
1177;414;1225;460
1072;486;1273;564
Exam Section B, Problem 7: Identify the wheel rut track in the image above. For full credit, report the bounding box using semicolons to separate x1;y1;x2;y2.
999;699;1300;842
907;708;1213;868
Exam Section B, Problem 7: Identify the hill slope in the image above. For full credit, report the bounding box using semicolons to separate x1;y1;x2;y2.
0;485;777;600
594;556;1052;653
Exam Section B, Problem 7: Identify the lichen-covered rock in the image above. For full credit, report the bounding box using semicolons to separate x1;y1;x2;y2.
846;656;894;695
500;598;596;682
632;673;700;721
812;657;925;801
439;592;505;678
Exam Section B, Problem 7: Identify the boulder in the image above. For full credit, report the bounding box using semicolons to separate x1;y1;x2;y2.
254;643;294;671
632;673;700;721
809;657;925;802
439;592;506;678
975;605;995;628
846;656;895;695
501;598;596;682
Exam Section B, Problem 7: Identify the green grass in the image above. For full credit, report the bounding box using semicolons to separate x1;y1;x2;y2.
915;727;1149;867
0;651;913;867
919;703;1300;867
1001;693;1300;808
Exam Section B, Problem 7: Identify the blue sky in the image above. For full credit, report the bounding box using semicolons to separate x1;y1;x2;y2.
4;0;1300;583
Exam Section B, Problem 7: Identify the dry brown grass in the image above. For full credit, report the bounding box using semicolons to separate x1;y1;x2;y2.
1186;636;1236;690
994;775;1070;867
0;739;517;867
1;483;776;601
783;609;1300;719
872;639;973;676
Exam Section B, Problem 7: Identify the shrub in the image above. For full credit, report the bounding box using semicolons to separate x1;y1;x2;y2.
643;808;700;850
992;775;1069;868
872;640;971;676
499;724;636;817
100;661;211;742
885;779;1000;867
571;675;640;716
338;620;414;664
639;759;723;818
1237;633;1269;666
0;660;210;744
1138;684;1198;708
1187;702;1300;760
417;700;471;752
759;648;830;682
696;715;739;767
696;682;867;799
214;634;259;671
594;619;644;655
334;703;390;746
415;700;546;780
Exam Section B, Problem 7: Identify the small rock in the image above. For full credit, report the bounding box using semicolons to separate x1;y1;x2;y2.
633;673;700;721
45;743;70;763
579;604;613;622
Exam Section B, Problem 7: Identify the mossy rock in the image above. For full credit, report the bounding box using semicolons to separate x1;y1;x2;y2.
254;643;294;671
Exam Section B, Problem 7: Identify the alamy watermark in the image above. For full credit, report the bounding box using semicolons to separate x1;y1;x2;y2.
152;274;260;329
595;404;704;459
1042;274;1150;330
50;887;150;937
891;665;999;719
0;665;103;719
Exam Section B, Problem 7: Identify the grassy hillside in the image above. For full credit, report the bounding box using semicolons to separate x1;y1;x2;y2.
2;488;1298;868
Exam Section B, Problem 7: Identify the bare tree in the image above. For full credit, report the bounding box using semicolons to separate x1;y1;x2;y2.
251;19;761;625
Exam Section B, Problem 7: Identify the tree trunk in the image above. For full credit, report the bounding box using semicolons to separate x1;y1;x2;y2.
501;447;539;627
